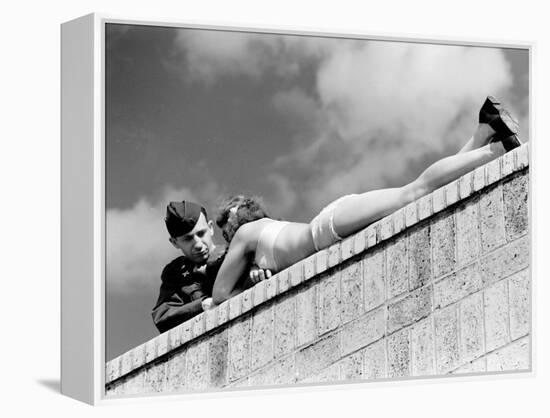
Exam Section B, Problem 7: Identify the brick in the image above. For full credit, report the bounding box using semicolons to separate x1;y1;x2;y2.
417;194;433;220
408;225;431;290
363;339;386;379
295;334;340;381
144;339;158;364
366;224;377;248
295;284;317;347
455;199;481;266
316;250;328;275
354;229;367;255
289;262;304;287
301;363;340;383
157;332;169;358
433;262;482;309
486;158;501;185
411;318;434;376
205;307;218;332
380;216;393;240
387;328;410;378
364;248;385;311
451;357;486;375
251;305;274;371
387;236;408;298
318;273;341;334
303;254;316;280
106;357;121;383
123;372;145;395
217;301;229;326
328;244;341;268
131;344;146;371
480;235;529;286
430;189;444;215
165;350;186;392
144;361;167;393
339;352;363;380
229;295;242;320
191;313;205;339
274;296;296;357
503;174;529;241
509;269;530;339
393;208;406;235
479;186;506;253
445;180;459;207
486;337;530;372
180;319;193;347
516;143;529;169
473;166;486;192
375;223;383;244
387;285;432;333
459;293;485;363
228;316;251;381
341;308;385;356
459;172;473;200
185;340;209;390
248;355;296;387
434;305;459;374
241;288;253;313
501;150;516;177
253;280;267;307
277;268;290;294
266;276;278;299
341;236;354;261
431;215;456;279
484;280;511;352
404;202;418;228
341;262;364;323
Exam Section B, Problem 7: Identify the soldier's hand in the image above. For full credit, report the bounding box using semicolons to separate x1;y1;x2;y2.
249;265;272;284
201;297;215;311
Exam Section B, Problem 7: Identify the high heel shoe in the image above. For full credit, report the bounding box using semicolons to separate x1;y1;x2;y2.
479;96;522;151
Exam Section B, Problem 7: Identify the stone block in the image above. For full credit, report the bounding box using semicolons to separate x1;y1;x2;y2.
408;225;432;290
387;285;432;334
341;236;355;261
501;150;516;178
266;276;278;300
393;208;406;235
123;372;145;395
434;305;459;374
248;355;296;387
217;300;229;326
191;313;205;339
417;194;433;221
300;363;340;383
185;340;209;390
205;307;218;332
339;352;363;380
354;229;367;255
253;280;267;307
341;308;385;356
303;254;316;280
503;174;529;241
241;287;253;313
106;357;121;384
144;338;158;364
328;244;341;268
484;280;511;352
387;328;410;378
455;199;481;266
340;262;364;323
229;294;242;320
274;296;296;357
289;262;304;287
295;334;340;381
433;262;482;309
296;283;317;347
479;186;506;253
131;344;146;371
433;186;446;213
380;215;393;240
486;337;530;372
459;172;473;200
363;339;386;379
316;250;328;275
364;248;386;312
157;332;169;358
366;224;377;248
207;331;228;388
486;158;501;185
318;272;341;334
228;316;251;382
473;166;486;192
480;235;529;286
445;180;459;207
251;305;274;371
165;350;187;392
277;268;290;294
516;143;529;170
404;202;418;228
459;293;485;363
431;215;456;279
386;236;408;299
144;362;168;393
411;317;434;376
509;269;530;340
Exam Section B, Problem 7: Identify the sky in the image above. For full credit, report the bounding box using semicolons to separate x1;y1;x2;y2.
105;23;529;360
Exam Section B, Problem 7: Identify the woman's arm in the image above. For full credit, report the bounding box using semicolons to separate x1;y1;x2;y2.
212;223;258;304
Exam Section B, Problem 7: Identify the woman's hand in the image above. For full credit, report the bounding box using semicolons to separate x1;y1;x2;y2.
249;265;272;284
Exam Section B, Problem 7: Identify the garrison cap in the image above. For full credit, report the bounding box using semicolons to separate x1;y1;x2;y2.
165;201;206;238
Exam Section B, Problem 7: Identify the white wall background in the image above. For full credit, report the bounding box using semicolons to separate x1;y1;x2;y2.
1;0;548;416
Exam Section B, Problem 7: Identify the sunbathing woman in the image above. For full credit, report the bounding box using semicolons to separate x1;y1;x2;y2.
206;96;522;306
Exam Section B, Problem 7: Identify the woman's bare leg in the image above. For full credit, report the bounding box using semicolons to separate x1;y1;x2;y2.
458;123;496;153
332;141;506;238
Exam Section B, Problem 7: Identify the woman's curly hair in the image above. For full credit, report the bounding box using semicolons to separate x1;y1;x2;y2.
216;195;271;240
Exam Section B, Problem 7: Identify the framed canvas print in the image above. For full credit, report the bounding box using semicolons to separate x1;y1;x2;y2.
61;13;533;405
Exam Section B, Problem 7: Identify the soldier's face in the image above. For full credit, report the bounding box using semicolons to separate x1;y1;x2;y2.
170;213;215;264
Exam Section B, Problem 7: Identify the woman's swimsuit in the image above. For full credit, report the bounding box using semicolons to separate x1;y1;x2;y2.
254;221;290;271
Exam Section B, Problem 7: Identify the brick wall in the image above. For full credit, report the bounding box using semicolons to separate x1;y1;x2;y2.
105;144;530;397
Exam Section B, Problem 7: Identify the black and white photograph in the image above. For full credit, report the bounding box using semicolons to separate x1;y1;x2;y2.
103;21;531;396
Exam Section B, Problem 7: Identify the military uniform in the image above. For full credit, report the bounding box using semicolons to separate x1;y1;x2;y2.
151;247;225;333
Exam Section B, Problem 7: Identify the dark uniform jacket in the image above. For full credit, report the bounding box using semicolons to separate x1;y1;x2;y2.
151;247;225;333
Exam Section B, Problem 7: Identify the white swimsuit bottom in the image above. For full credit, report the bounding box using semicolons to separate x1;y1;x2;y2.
310;194;357;251
255;221;290;271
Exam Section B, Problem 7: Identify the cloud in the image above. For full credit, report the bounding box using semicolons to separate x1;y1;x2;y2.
106;183;223;292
